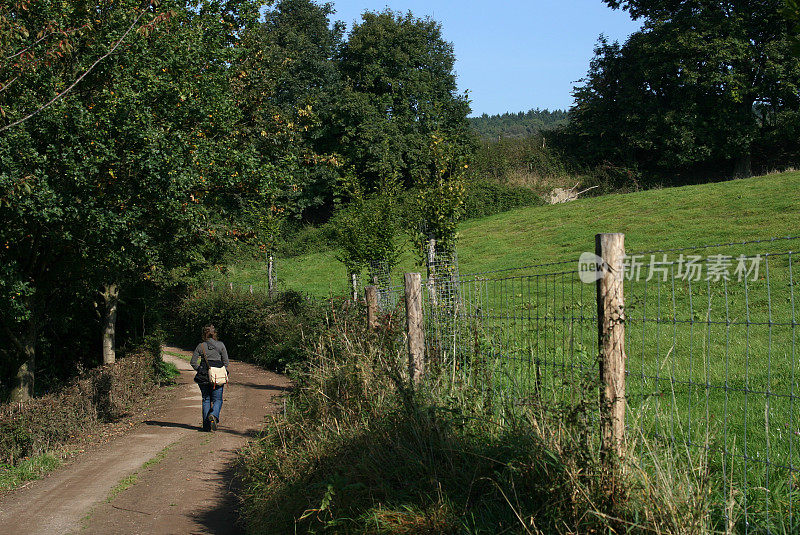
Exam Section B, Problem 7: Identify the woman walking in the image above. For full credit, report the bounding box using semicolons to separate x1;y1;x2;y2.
191;325;230;431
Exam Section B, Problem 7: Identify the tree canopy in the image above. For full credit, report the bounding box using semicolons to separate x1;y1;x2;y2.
0;0;476;400
334;10;473;194
567;0;800;183
0;0;303;399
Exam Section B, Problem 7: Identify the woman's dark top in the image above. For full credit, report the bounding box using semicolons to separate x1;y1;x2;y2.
191;340;230;385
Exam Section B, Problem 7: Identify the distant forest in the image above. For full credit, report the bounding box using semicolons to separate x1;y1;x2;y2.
469;108;569;139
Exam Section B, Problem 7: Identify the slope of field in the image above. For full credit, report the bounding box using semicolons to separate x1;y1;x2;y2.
218;171;800;296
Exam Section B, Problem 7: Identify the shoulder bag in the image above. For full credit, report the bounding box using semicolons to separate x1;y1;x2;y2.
202;342;228;388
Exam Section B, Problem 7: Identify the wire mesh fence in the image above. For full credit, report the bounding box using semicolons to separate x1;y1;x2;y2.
376;235;800;533
623;239;800;533
206;234;800;532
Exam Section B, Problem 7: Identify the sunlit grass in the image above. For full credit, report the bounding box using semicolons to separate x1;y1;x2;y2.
216;171;800;296
0;453;62;491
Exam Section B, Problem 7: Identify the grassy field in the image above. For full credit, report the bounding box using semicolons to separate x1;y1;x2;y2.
221;170;800;531
215;170;800;296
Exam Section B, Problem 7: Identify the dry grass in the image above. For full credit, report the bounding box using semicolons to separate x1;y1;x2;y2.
236;307;732;534
0;347;170;467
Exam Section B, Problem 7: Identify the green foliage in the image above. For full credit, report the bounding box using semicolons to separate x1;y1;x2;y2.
331;193;403;276
407;133;469;255
224;170;800;297
237;305;721;534
568;1;800;183
234;0;344;223
0;346;163;466
469;108;569;140
461;179;543;219
787;0;800;53
0;0;306;396
0;453;62;491
469;134;571;189
172;289;324;372
335;10;473;195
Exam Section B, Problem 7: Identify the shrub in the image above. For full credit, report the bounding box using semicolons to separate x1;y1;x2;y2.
461;179;543;219
0;345;163;466
171;288;325;372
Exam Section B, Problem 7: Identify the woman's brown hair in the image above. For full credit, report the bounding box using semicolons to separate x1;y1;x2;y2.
202;324;218;341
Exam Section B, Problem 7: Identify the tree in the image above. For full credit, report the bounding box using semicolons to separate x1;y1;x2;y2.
332;190;403;295
787;0;800;52
234;0;344;221
335;10;473;195
0;0;281;399
568;1;800;182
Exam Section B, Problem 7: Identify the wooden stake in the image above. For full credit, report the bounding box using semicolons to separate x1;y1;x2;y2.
426;236;437;306
404;273;425;384
365;285;379;330
267;252;275;298
596;233;626;460
351;272;358;302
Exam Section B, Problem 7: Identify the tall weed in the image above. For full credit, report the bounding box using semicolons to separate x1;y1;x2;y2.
238;305;729;534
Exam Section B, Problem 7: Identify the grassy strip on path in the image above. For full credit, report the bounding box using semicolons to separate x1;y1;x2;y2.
105;443;175;504
0;453;62;492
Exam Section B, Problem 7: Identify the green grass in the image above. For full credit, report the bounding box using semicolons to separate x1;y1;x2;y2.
162;349;191;362
0;453;62;491
106;473;139;502
215;171;800;295
223;170;800;531
141;443;173;470
105;443;174;503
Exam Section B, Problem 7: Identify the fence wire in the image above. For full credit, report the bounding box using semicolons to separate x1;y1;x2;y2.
377;237;800;534
211;235;800;533
623;243;800;534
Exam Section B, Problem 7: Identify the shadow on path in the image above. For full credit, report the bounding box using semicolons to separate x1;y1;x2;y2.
143;420;261;438
191;459;247;534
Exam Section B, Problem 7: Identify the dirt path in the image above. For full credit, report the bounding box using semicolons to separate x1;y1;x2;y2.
0;347;290;535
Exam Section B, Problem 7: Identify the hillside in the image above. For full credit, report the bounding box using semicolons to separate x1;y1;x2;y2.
216;171;800;296
469;108;568;139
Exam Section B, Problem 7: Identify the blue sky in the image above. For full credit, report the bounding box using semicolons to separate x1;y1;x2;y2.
329;0;642;117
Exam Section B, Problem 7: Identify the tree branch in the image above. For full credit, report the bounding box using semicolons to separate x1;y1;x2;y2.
0;75;19;95
0;8;148;134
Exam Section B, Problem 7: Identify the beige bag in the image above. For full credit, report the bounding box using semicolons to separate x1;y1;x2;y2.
202;343;228;388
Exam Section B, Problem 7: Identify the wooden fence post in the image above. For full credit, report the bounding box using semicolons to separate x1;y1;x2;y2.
365;285;379;330
404;273;425;384
351;273;359;302
426;236;437;306
267;252;275;298
596;233;626;461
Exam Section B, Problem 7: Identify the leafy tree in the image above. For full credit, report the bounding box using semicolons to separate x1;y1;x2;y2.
0;0;283;400
568;0;800;182
787;0;800;52
335;10;473;195
408;132;469;258
235;0;344;221
332;191;403;287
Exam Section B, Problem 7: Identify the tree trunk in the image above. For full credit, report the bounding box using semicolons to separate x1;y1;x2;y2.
9;321;36;402
733;152;752;178
351;272;358;302
101;283;119;365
